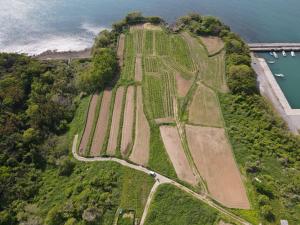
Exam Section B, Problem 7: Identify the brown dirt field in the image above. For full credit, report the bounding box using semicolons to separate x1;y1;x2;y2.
154;117;175;125
200;36;224;55
175;73;192;97
106;87;125;155
135;56;143;82
218;221;233;225
143;23;162;31
90;90;112;156
117;34;125;67
130;86;150;165
79;94;99;155
185;125;250;209
188;83;223;127
121;86;135;156
159;126;197;185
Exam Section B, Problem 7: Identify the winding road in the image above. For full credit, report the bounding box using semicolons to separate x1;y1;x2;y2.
72;134;251;225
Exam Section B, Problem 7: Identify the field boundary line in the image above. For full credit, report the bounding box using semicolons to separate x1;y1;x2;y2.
72;134;252;225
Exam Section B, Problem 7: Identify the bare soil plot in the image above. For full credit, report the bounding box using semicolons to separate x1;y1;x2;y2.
130;86;150;165
90;90;112;156
218;221;233;225
175;73;192;97
189;83;223;127
121;86;135;156
154;117;175;125
143;23;162;31
159;126;197;185
106;87;125;155
79;94;99;155
117;34;125;67
135;56;142;82
185;125;250;209
200;36;224;55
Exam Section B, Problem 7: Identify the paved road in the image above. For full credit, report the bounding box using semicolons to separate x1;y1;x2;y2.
72;134;251;225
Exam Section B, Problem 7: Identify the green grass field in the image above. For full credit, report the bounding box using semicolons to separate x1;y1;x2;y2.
144;184;220;225
35;161;154;224
188;83;223;127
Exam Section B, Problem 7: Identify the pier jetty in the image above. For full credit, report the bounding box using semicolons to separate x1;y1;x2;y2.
248;43;300;52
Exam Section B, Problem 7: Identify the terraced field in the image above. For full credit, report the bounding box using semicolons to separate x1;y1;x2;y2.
78;24;248;210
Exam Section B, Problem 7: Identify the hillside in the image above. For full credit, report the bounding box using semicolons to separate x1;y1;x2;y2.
0;12;299;225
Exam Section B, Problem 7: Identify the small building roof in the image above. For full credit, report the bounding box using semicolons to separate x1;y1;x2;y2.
280;220;288;225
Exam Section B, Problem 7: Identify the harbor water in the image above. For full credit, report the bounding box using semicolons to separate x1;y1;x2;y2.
258;52;300;109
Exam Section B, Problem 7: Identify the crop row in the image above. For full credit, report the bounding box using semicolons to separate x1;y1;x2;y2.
143;56;161;73
169;36;196;73
121;33;136;80
162;71;175;117
133;29;144;54
144;75;165;118
154;31;170;56
143;30;154;55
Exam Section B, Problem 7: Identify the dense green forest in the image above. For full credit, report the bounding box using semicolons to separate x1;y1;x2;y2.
178;14;300;224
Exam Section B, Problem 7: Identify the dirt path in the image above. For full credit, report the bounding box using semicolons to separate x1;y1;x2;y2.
130;86;150;165
72;134;252;225
121;86;135;156
135;56;143;82
117;34;125;67
159;126;197;185
79;94;99;155
139;181;161;225
107;87;125;155
185;125;250;209
90;90;112;156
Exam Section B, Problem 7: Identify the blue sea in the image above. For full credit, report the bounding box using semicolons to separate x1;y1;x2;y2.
1;0;300;54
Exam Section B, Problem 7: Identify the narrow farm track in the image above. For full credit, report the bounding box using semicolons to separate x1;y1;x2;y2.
72;134;252;225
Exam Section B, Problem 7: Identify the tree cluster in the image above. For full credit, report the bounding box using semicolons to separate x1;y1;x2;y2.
0;53;80;224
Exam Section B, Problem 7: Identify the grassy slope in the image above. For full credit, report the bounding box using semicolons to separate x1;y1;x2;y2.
220;93;300;225
144;184;220;225
36;162;154;224
32;95;155;223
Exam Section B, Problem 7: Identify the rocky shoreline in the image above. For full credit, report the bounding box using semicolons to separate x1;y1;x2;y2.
34;48;92;60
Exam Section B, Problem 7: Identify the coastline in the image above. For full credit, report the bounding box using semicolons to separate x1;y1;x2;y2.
34;48;92;60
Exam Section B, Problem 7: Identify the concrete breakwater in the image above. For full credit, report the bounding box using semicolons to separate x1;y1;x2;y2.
251;55;300;133
248;43;300;51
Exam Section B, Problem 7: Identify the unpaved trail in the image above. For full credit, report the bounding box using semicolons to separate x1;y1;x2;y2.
139;181;161;225
90;90;112;156
135;56;143;82
159;126;197;185
185;125;250;209
107;87;125;155
117;34;125;67
72;134;252;225
79;94;99;155
121;86;135;156
130;86;150;165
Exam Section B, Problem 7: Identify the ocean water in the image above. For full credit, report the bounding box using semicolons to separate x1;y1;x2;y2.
1;0;300;54
258;52;300;109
